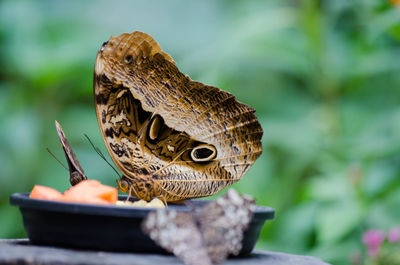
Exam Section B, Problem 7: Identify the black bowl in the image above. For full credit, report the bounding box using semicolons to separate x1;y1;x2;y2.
10;193;274;255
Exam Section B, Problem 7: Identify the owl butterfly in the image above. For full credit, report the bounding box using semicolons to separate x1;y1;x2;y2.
142;189;256;265
94;31;263;202
55;120;88;186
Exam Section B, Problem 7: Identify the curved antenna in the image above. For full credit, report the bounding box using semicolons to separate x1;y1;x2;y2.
84;134;122;179
46;147;68;171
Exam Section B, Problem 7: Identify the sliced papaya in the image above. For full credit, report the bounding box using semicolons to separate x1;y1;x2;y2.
62;180;118;205
30;185;63;201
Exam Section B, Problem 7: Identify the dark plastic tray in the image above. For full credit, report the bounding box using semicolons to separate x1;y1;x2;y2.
10;193;274;255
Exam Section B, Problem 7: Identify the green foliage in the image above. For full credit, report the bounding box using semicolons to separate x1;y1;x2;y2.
1;1;400;264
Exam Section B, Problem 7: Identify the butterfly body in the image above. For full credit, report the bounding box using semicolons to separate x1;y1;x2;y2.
94;31;262;201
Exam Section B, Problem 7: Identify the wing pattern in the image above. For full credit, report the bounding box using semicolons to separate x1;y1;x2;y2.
94;31;262;201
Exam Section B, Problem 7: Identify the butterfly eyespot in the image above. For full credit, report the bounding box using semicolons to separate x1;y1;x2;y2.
191;145;217;162
148;115;164;141
125;55;133;64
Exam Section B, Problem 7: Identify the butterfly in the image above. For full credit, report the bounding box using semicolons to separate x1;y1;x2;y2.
93;31;263;202
55;120;88;186
142;189;256;265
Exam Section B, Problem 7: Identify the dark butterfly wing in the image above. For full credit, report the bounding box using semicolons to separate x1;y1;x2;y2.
197;189;255;264
55;120;87;186
142;210;212;265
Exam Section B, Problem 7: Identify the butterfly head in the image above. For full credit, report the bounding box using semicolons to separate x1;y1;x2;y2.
116;177;130;193
117;175;158;202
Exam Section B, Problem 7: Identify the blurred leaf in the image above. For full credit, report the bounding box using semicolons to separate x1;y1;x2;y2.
0;1;400;265
316;199;363;244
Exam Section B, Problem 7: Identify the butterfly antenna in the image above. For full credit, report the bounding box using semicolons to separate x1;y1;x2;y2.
83;134;122;178
46;147;68;171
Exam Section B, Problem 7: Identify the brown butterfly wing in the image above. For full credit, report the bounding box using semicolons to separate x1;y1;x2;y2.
94;31;262;201
142;210;212;265
55;120;87;186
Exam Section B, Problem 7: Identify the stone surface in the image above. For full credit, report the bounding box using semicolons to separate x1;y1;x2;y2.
0;239;331;265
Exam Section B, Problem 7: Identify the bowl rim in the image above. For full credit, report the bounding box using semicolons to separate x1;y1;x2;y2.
10;193;275;219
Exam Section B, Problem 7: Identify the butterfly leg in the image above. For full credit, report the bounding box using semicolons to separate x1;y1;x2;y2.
156;194;168;208
126;183;142;202
125;185;132;202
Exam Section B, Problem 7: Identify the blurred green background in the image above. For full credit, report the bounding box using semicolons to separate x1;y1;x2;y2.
1;0;400;264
